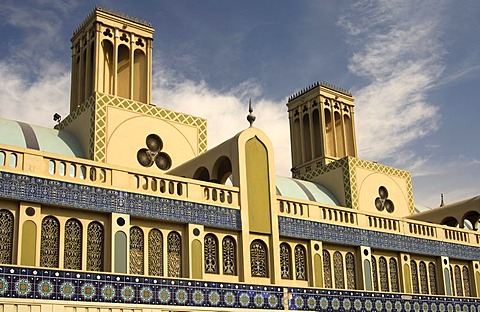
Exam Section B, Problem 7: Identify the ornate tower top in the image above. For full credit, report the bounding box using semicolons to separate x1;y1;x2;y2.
287;82;357;177
247;98;256;127
70;7;154;112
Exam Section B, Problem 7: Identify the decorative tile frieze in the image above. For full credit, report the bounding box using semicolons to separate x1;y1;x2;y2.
0;171;241;230
0;266;479;310
0;266;283;309
279;216;480;261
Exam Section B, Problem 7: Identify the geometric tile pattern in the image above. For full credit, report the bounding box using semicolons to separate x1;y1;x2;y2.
1;266;479;310
0;266;283;309
96;92;207;160
0;171;241;230
54;95;96;160
294;156;414;213
288;288;480;311
55;92;208;163
294;157;353;207
279;216;480;261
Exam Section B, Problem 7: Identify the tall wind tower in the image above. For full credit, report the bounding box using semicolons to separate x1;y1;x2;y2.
70;7;154;112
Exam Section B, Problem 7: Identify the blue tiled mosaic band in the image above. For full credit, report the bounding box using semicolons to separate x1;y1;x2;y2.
0;266;283;309
279;216;480;261
0;172;241;230
0;266;479;310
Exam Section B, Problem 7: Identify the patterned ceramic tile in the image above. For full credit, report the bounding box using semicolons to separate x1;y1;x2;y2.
279;216;480;260
0;171;241;230
1;265;478;309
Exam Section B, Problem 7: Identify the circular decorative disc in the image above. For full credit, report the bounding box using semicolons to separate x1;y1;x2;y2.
155;152;172;170
137;149;153;167
146;134;163;152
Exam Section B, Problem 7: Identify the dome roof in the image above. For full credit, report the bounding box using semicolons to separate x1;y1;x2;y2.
276;176;340;206
0;118;85;158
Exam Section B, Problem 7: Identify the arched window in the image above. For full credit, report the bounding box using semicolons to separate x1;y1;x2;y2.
372;256;379;291
411;260;419;294
130;226;144;275
323;250;332;288
167;231;182;277
222;236;236;275
279;243;291;279
454;265;463;296
295;245;307;280
333;251;344;288
40;216;60;268
419;261;429;294
389;258;399;292
250;240;268;277
429;262;437;295
378;257;389;292
345;252;356;289
0;209;14;264
148;229;163;276
462;266;470;297
87;221;104;271
204;234;219;274
64;218;82;270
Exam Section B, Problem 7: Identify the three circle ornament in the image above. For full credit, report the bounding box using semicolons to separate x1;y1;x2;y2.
375;186;395;213
137;134;172;170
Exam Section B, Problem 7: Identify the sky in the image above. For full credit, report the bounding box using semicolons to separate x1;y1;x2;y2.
0;0;479;208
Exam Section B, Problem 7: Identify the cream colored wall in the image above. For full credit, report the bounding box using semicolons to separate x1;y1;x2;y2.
356;168;411;217
105;106;199;171
62;104;93;159
310;166;347;207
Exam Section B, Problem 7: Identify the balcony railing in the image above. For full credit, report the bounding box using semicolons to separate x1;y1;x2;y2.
0;145;239;209
277;197;479;247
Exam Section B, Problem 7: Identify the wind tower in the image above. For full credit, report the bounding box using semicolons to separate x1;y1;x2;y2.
287;82;358;178
69;7;154;112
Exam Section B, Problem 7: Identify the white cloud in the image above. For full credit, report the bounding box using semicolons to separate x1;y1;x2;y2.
151;63;292;176
339;1;445;167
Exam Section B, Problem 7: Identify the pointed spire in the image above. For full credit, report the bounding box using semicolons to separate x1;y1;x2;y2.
440;193;445;207
247;98;256;127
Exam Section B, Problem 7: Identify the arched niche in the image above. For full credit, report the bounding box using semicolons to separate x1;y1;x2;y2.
212;156;232;184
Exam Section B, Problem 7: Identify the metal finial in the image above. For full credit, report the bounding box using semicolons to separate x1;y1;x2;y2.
440;193;445;207
247;98;256;127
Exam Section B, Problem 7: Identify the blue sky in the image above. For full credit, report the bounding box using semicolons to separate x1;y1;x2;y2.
0;0;479;208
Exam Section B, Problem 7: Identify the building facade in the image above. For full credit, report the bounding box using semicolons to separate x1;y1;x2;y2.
0;7;479;311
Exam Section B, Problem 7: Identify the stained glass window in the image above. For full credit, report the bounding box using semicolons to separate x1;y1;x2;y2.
130;226;144;275
204;234;218;274
64;218;82;270
411;260;419;294
389;258;399;292
250;240;268;277
345;252;356;289
428;262;437;295
323;250;332;288
148;228;163;276
280;243;291;279
333;251;345;289
167;231;182;277
40;216;60;268
222;236;236;275
0;210;14;264
295;245;307;280
87;221;104;271
378;257;389;292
